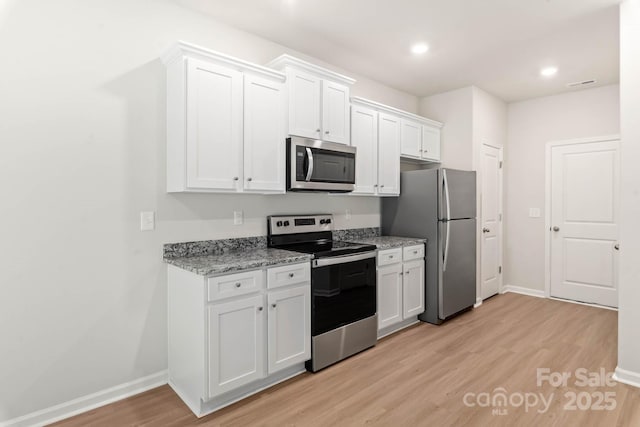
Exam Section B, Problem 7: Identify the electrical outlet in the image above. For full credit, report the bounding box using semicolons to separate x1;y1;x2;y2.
234;211;243;225
345;209;352;220
140;211;155;231
529;208;541;218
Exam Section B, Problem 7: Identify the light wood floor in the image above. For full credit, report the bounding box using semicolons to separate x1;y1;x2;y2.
52;293;640;426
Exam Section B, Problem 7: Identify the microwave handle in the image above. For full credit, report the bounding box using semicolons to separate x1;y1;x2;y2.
305;147;314;182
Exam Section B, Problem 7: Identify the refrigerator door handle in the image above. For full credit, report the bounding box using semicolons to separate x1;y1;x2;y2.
443;220;450;271
443;169;451;221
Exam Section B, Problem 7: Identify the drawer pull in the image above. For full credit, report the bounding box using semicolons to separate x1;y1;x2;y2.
406;270;410;275
258;306;263;311
414;250;418;254
272;303;277;308
389;255;394;259
235;283;241;288
289;273;294;278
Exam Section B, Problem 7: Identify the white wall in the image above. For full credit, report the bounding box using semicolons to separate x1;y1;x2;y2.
0;0;418;422
616;0;640;387
418;87;474;170
504;85;620;292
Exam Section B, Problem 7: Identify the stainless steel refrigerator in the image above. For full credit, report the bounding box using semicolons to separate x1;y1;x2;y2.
382;168;477;325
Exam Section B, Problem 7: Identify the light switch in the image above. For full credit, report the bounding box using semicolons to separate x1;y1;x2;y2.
140;211;155;231
234;211;243;225
529;208;541;218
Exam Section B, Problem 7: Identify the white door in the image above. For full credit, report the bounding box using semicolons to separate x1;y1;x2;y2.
351;106;378;195
322;80;350;144
400;119;422;158
377;263;403;329
422;125;441;161
208;294;265;397
243;75;286;193
403;260;425;319
186;58;243;191
549;139;620;308
288;70;321;140
481;144;502;300
267;285;311;374
378;113;401;196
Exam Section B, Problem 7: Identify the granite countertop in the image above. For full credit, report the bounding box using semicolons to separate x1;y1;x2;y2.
344;236;426;250
165;247;312;276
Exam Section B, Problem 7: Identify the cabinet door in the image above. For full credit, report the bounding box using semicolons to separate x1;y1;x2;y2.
243;75;286;193
267;285;311;374
378;113;401;196
288;70;321;139
322;80;350;144
377;263;403;330
351;106;378;195
400;119;422;158
208;295;265;397
186;58;243;191
403;260;425;319
422;125;441;161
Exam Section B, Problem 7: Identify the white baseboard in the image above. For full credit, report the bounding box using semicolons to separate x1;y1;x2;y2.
501;285;546;298
614;366;640;389
473;298;483;308
1;370;168;427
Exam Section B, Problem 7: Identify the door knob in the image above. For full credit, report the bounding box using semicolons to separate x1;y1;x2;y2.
615;243;620;251
482;228;490;233
553;226;560;232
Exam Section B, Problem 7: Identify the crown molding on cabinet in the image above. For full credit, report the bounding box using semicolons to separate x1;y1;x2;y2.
161;41;286;82
267;54;356;86
351;96;443;128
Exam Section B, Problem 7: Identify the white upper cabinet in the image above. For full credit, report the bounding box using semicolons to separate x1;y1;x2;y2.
186;58;243;191
322;80;350;144
350;105;379;195
162;41;286;193
243;75;286;193
422;125;441;162
378;112;401;196
287;70;321;140
400;119;423;159
267;55;355;145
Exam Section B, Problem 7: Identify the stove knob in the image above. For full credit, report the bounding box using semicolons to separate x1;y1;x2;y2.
319;219;326;225
276;221;283;227
283;221;290;227
325;219;332;224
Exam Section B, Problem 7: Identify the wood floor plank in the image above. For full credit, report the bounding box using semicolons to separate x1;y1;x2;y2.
51;293;640;426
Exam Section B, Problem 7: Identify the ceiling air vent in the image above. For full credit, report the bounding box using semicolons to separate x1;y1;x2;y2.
567;79;597;88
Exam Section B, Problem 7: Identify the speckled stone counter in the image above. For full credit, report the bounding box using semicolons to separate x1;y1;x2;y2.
342;235;426;250
165;247;312;276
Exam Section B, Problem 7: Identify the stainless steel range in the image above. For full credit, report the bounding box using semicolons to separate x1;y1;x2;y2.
267;214;378;372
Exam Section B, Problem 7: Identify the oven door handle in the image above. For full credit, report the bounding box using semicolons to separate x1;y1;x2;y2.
305;147;314;182
312;252;376;268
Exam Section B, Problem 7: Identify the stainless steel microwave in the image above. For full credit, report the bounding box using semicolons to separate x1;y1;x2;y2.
286;136;356;192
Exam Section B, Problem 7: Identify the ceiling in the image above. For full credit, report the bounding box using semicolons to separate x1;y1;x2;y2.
179;0;621;102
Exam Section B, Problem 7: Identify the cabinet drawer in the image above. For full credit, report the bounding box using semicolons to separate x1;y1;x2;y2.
378;248;402;266
267;262;311;290
207;270;263;302
403;244;425;261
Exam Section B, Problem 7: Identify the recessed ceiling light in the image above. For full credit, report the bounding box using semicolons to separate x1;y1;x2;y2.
541;67;558;77
411;43;429;55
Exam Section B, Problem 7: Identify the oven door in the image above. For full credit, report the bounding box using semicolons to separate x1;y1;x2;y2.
311;252;377;336
288;137;356;192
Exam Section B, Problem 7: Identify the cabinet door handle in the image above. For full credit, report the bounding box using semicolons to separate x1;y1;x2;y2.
414;250;418;254
272;303;277;308
406;270;410;275
399;272;403;276
380;185;385;188
325;131;330;134
233;177;239;181
258;306;263;311
316;128;321;132
289;273;294;278
235;283;241;288
247;177;252;182
374;184;378;188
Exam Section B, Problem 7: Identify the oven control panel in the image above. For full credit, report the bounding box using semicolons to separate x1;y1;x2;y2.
268;214;333;235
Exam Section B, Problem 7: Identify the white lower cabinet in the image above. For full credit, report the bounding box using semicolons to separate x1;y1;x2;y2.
376;245;426;333
267;285;311;373
208;294;265;396
377;263;403;329
168;261;310;417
